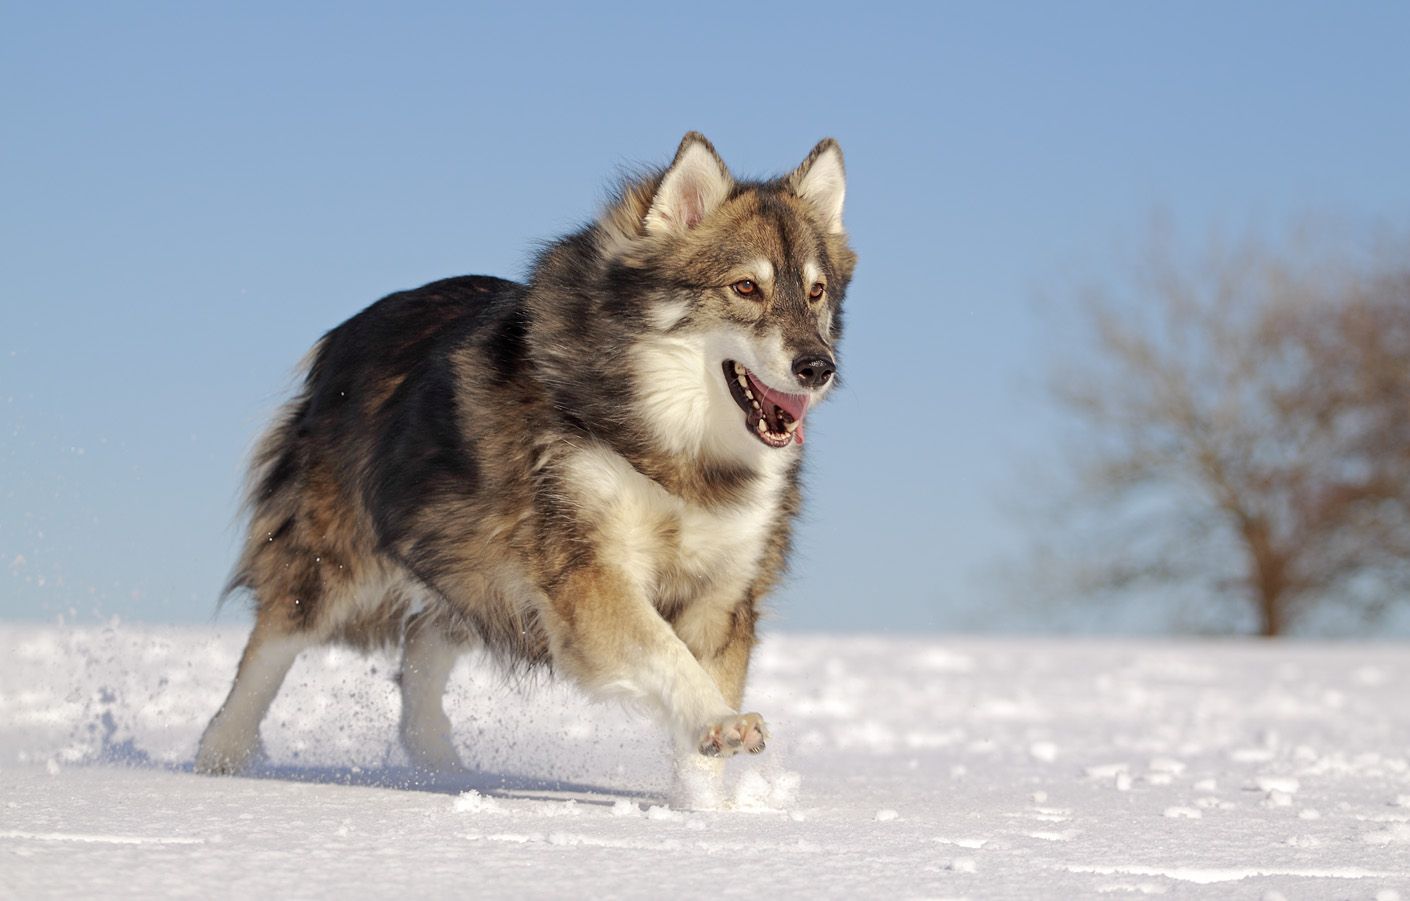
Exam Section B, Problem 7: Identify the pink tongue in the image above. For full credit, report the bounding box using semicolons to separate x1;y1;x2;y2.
747;373;809;445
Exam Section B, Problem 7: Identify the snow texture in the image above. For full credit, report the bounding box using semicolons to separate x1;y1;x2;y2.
2;623;1408;898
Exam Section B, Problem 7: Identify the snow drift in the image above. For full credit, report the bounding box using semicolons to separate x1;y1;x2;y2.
1;623;1407;898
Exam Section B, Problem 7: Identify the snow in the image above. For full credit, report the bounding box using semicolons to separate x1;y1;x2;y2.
2;623;1408;898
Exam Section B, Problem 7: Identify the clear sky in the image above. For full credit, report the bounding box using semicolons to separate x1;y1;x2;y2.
4;2;1409;633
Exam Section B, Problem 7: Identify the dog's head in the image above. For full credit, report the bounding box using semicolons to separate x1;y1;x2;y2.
593;133;857;464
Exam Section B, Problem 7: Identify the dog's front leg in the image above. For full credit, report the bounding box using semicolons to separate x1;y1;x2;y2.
544;563;766;807
667;594;766;806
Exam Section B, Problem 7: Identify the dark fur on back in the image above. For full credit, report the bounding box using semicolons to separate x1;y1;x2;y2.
226;277;535;653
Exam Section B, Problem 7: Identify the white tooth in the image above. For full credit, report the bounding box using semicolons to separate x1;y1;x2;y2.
737;375;749;388
734;361;745;375
784;419;799;432
756;418;767;434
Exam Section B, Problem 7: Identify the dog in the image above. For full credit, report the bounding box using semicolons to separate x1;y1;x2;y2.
196;132;856;806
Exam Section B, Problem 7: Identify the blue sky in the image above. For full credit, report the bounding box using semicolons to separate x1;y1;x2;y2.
3;3;1409;632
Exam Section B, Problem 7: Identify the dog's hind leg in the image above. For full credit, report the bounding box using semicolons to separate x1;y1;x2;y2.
196;619;311;775
397;612;467;773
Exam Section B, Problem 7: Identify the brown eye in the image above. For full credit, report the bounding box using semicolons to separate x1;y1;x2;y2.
809;282;826;300
731;279;758;297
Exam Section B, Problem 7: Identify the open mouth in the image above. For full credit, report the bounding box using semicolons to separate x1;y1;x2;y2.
723;360;809;448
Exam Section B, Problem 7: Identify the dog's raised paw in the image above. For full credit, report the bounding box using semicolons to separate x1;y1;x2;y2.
698;712;768;758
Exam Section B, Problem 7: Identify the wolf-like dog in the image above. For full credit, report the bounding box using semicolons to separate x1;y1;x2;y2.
196;133;856;805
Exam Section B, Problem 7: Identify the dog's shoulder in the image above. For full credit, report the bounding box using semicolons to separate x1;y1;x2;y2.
557;440;793;587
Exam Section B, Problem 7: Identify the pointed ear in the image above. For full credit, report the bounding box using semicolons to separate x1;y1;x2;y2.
788;138;846;234
643;132;733;236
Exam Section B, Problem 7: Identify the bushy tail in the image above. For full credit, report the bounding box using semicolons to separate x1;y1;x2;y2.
217;337;328;611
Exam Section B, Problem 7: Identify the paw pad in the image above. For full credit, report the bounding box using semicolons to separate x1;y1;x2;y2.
698;712;769;758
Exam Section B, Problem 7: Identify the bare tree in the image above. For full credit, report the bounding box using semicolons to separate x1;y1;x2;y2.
1044;228;1410;636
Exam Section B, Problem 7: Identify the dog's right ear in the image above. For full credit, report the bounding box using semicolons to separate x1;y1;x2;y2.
644;132;733;236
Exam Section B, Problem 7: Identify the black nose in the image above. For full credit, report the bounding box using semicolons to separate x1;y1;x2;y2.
792;354;836;389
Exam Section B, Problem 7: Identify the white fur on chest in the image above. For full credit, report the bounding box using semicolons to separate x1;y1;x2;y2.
563;444;788;600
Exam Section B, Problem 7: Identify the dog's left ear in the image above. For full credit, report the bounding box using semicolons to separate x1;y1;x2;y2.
644;132;733;236
788;138;846;234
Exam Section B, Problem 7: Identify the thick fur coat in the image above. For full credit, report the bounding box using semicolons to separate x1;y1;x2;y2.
197;133;856;806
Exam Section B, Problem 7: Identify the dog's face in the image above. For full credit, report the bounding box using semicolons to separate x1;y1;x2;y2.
613;134;857;463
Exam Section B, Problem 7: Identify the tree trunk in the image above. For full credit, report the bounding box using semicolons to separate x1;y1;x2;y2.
1241;517;1286;637
1255;584;1282;637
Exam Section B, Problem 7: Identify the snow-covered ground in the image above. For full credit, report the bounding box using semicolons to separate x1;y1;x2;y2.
1;623;1407;899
